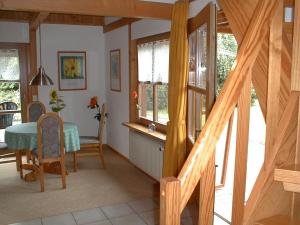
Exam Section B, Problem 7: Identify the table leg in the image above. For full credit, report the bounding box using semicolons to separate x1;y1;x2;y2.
73;152;78;172
15;151;23;179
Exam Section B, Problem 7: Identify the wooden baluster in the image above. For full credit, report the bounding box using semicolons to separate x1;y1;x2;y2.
292;97;300;219
231;73;252;225
291;0;300;218
160;177;181;225
220;110;235;187
264;0;283;166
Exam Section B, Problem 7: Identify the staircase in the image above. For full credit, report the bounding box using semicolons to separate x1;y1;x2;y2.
160;0;300;224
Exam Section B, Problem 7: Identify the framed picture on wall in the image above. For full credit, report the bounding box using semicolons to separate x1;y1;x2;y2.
110;49;121;92
58;51;87;91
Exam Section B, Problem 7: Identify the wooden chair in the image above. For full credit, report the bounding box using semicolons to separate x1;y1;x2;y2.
26;112;66;192
27;101;46;122
0;101;18;129
74;103;107;171
26;101;46;162
0;142;17;166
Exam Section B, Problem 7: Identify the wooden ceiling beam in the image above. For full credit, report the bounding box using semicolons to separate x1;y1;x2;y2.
45;14;104;26
0;0;173;20
0;10;34;22
103;18;140;33
30;12;49;30
0;10;105;26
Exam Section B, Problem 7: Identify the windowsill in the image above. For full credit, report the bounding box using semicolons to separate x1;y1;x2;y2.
122;122;166;142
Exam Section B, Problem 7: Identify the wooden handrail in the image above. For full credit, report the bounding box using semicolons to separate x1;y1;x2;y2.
175;0;280;212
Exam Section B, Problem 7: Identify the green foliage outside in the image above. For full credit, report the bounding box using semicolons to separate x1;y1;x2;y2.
0;82;20;108
217;33;257;105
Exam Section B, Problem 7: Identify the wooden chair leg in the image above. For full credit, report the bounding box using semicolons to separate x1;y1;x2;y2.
98;144;105;169
61;160;66;189
39;163;45;192
73;151;78;172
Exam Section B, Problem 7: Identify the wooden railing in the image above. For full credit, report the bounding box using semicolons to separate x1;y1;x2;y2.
160;0;283;224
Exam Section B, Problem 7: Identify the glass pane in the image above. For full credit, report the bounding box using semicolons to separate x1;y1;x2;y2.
188;89;195;141
153;40;169;83
195;93;206;139
137;43;153;82
0;49;20;81
188;31;197;86
156;84;168;124
196;24;207;89
0;82;21;109
138;83;153;121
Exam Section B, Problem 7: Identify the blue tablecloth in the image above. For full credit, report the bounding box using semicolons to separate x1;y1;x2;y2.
5;122;80;152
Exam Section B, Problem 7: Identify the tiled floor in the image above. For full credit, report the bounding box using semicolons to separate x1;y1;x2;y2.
9;197;228;225
10;198;159;225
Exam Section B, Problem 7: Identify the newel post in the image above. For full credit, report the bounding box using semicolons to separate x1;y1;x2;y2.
160;177;181;225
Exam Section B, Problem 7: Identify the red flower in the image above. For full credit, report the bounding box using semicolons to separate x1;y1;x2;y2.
132;91;138;99
89;96;98;108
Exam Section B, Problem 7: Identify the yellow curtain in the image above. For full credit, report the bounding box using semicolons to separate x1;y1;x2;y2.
163;1;189;177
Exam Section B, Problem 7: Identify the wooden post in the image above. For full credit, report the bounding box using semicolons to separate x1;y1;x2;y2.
29;29;38;99
264;0;283;165
198;155;215;225
160;177;181;225
231;73;252;225
291;0;300;91
292;97;300;219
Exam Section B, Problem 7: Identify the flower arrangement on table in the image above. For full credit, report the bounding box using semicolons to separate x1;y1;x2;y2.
49;89;66;112
88;96;107;121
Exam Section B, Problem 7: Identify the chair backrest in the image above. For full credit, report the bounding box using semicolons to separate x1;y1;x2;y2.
37;112;64;161
98;103;107;143
0;102;18;129
27;101;46;122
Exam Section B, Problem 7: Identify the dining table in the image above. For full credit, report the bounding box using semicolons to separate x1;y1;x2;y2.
5;122;80;181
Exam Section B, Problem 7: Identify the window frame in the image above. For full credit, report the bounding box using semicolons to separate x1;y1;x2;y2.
130;32;170;133
0;43;30;122
186;3;216;144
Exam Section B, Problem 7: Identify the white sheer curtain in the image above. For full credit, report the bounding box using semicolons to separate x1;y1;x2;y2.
137;40;169;83
0;49;20;80
138;43;153;82
154;40;169;83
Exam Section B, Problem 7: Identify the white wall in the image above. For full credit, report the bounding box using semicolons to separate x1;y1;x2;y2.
105;26;130;157
0;22;29;43
131;19;171;40
37;24;106;137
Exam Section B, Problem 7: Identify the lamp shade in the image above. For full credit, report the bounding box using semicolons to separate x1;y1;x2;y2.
29;66;54;86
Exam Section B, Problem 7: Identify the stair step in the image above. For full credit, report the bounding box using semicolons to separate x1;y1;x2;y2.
255;215;300;225
274;164;300;193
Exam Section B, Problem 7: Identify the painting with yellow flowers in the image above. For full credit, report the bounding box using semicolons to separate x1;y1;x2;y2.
58;51;87;91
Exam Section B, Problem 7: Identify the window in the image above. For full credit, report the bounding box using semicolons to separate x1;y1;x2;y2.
135;35;170;131
0;49;22;123
187;18;215;142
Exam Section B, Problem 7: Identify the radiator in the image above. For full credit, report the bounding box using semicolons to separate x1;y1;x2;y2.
129;131;164;181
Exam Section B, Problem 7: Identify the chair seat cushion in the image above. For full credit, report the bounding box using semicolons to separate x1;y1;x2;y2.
0;142;8;150
80;136;99;145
